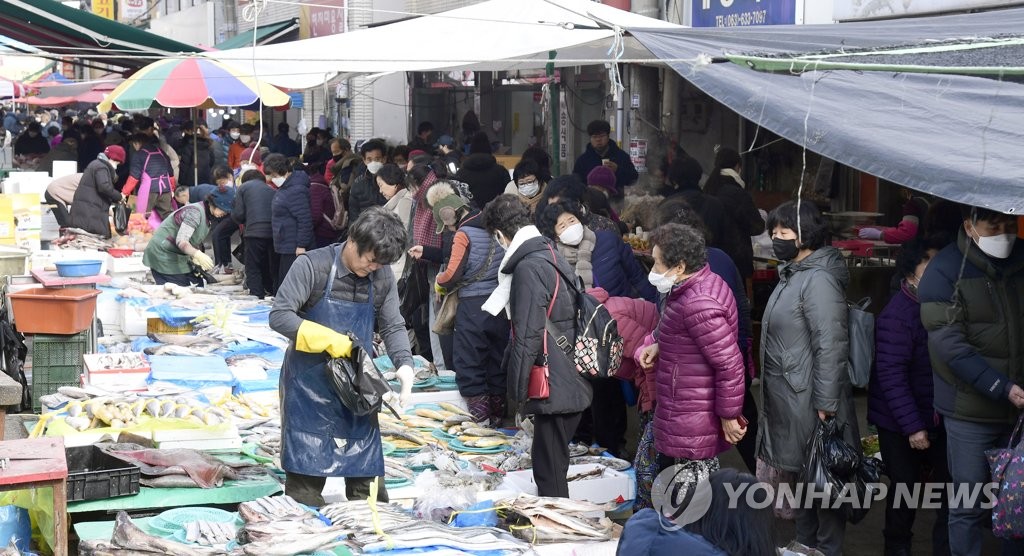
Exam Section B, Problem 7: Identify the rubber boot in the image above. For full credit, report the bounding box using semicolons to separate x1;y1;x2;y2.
465;395;490;424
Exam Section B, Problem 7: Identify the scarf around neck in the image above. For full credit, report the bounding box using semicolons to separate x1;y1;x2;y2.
558;227;596;289
720;168;745;188
482;225;543;317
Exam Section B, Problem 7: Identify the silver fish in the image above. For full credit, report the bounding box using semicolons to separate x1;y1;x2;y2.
241;528;346;555
110;511;224;555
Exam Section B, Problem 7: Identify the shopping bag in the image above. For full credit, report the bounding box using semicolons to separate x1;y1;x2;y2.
847;297;874;388
986;413;1024;539
801;416;879;524
113;201;132;235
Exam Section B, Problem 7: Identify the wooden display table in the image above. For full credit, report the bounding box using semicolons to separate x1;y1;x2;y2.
0;437;68;555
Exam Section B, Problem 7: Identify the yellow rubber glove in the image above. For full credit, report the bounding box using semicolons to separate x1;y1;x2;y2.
434;282;447;296
296;320;353;358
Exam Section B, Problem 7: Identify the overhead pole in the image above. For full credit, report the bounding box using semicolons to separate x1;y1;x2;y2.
548;50;560;177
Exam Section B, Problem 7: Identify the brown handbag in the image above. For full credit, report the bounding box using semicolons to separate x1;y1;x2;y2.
431;236;498;335
528;247;562;400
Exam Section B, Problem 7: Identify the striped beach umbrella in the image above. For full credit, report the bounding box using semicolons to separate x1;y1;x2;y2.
97;57;290;111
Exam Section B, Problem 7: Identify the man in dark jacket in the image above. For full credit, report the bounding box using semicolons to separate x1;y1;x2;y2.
233;168;277;298
408;121;434;153
703;147;765;280
38;131;80;176
456;132;511;209
481;194;593;498
69;146;125;238
271;122;301;158
347;139;388;226
571;120;638;198
267;154;314;284
13;122;50;157
919;206;1024;556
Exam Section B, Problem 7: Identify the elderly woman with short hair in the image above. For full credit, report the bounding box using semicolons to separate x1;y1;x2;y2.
636;223;746;490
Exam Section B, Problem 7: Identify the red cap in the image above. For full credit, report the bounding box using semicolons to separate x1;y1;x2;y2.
103;145;126;163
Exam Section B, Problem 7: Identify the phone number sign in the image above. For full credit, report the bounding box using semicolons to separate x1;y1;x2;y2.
692;0;795;28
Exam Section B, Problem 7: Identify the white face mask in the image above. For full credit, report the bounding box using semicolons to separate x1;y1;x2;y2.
366;161;384;175
648;269;677;294
239;135;252;144
229;131;240;140
518;181;540;198
973;229;1016;259
109;161;119;170
558;222;585;247
240;163;257;173
271;176;286;187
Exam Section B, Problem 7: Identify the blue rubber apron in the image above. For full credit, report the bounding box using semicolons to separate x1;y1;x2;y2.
280;246;383;477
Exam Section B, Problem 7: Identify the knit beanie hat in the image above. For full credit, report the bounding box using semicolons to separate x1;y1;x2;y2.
586;165;617;195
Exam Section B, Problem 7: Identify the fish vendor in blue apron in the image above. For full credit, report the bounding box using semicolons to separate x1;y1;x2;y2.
270;207;415;506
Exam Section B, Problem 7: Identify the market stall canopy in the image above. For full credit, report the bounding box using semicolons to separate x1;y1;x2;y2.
0;0;201;70
206;0;680;90
23;80;120;107
96;58;291;112
28;72;73;86
214;18;299;50
0;78;30;99
630;8;1024;214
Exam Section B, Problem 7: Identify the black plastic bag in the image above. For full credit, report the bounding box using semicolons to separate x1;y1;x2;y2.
822;419;860;480
113;201;132;235
325;343;398;419
802;417;882;524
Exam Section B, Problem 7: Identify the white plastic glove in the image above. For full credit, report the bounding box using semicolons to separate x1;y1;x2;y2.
190;251;214;272
395;365;415;407
382;391;402;411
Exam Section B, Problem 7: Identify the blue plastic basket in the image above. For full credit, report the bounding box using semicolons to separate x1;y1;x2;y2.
54;259;103;277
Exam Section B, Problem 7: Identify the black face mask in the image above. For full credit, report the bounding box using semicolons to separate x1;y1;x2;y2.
772;238;799;261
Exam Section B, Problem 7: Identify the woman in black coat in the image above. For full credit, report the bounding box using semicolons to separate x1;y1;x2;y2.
703;147;765;280
481;194;593;498
456;132;511;209
69;146;126;238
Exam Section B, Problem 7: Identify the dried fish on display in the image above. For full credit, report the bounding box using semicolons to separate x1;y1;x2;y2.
497;494;620;544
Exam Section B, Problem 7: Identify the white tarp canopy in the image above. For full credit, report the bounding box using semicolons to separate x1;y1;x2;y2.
206;0;681;90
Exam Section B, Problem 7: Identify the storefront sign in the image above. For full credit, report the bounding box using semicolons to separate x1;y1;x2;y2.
558;90;568;163
301;0;346;39
692;0;795;27
834;0;1018;20
92;0;116;20
629;138;647;173
288;91;305;108
119;0;147;21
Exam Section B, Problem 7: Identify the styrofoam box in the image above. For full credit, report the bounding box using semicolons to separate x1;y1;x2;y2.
107;253;147;274
503;464;635;505
406;389;468;410
30;248;109;275
120;303;158;337
83;353;150;391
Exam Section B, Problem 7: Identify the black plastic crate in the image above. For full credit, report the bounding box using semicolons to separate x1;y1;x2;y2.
31;331;89;412
66;445;141;502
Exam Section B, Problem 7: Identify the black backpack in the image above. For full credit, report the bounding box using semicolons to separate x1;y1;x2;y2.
543;251;625;379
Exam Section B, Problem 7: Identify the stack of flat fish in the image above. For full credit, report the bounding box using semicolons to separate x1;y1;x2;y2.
104;443;269;489
320;501;530;554
498;494;621;544
238;495;347;556
78;511;229;555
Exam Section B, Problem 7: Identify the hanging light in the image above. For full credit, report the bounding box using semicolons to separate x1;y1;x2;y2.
229;109;237;115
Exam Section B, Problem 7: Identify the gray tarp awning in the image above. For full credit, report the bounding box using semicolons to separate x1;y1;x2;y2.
630;8;1024;214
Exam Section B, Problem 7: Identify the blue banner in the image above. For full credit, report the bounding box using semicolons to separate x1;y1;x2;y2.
288;91;305;108
692;0;796;28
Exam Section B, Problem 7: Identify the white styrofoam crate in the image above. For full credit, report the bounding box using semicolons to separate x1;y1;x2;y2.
30;248;109;275
503;464;635;505
107;253;147;274
120;303;158;337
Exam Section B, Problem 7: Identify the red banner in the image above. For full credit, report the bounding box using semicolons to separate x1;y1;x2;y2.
301;0;346;39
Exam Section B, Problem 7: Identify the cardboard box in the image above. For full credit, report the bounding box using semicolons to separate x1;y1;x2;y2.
503;464;635;504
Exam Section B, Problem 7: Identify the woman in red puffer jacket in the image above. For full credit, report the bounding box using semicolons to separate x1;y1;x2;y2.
636;223;746;485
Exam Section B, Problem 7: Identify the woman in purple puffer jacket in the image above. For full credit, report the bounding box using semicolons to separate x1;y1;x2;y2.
636;223;747;486
867;237;950;556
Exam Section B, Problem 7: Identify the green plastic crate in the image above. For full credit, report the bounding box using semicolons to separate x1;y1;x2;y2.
31;331;88;413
